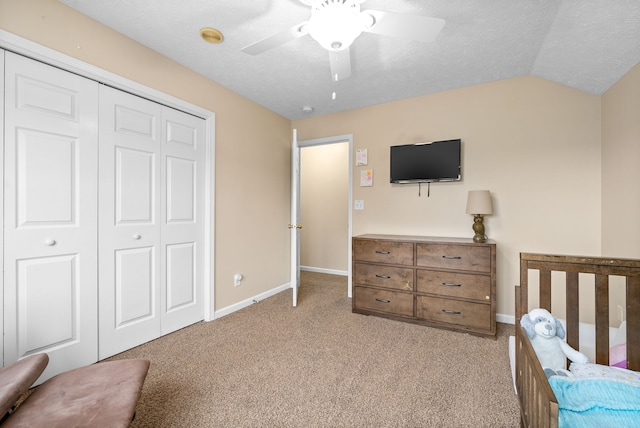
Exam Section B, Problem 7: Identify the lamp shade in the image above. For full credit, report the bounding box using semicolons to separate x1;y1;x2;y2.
466;190;493;215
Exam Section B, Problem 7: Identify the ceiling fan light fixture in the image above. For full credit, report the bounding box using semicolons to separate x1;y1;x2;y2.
307;0;364;51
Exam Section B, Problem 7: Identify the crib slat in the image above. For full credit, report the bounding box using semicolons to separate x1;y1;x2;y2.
565;271;579;350
540;269;551;312
595;274;609;365
519;257;529;320
628;275;640;371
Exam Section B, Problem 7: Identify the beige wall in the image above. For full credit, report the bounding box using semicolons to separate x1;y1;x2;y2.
600;62;640;325
300;142;349;272
3;0;637;322
602;61;640;258
294;76;603;320
0;0;292;311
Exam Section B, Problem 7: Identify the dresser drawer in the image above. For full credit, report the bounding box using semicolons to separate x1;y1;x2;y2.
355;263;413;291
353;239;414;266
416;296;490;330
354;286;414;317
416;244;490;273
416;270;490;301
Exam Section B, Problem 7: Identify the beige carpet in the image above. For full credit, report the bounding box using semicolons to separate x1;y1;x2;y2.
110;271;521;427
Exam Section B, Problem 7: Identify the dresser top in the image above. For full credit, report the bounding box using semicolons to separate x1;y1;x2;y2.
354;234;496;245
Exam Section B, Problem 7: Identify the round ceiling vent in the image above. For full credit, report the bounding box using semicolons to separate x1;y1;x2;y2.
200;27;224;44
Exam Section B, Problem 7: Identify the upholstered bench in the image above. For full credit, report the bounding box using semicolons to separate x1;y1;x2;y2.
0;353;149;427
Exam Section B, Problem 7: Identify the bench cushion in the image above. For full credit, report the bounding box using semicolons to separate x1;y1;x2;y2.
4;359;150;428
0;354;49;417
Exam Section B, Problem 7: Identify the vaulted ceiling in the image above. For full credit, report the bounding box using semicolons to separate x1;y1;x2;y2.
59;0;640;120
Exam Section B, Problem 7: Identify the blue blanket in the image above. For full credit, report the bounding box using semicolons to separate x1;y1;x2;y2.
549;375;640;428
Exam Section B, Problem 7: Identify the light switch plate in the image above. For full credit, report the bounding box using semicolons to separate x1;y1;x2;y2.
354;200;364;210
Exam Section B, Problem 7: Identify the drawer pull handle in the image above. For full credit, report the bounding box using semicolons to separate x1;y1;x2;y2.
375;250;390;254
375;298;391;304
442;283;461;287
442;309;461;315
375;275;391;279
442;255;461;259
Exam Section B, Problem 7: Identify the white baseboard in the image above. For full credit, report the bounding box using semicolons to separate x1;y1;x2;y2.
213;268;347;319
213;282;291;319
498;313;516;325
212;278;519;327
300;266;348;276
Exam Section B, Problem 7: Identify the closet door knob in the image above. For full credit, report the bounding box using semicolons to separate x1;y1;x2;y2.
133;234;141;240
45;238;56;246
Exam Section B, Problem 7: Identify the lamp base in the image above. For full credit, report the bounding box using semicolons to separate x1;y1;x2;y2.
472;215;487;243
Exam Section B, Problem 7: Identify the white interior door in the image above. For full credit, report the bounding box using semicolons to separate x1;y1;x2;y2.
160;107;205;334
290;129;301;307
3;52;99;382
98;85;162;359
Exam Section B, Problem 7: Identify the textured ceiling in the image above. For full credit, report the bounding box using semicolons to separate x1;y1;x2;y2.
58;0;640;120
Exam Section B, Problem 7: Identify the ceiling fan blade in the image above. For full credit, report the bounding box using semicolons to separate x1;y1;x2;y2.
241;21;308;55
362;10;445;43
329;48;352;81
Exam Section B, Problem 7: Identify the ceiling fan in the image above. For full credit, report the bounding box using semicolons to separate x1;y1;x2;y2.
241;0;445;82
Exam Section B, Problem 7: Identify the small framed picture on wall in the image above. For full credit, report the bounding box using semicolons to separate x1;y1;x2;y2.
356;148;368;166
360;169;373;187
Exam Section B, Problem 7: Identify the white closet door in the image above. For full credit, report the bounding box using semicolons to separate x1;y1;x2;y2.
98;85;162;359
161;108;205;334
3;52;99;382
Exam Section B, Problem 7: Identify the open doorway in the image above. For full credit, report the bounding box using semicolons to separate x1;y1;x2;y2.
298;134;353;298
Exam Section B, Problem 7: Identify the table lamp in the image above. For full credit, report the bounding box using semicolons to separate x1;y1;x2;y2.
466;190;493;243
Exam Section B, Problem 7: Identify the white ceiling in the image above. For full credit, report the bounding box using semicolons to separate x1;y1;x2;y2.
58;0;640;120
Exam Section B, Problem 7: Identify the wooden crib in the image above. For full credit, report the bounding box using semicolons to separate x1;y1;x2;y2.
514;252;640;427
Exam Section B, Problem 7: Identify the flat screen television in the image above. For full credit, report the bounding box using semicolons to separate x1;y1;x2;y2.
390;139;461;183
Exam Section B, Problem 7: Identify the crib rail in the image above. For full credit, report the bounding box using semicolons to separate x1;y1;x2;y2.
515;252;640;427
518;253;640;370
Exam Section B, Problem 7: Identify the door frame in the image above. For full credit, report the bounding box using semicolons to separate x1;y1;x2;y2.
0;30;217;321
290;130;300;306
297;134;354;298
0;48;5;363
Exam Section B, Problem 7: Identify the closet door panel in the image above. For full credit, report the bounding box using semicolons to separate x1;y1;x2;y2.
99;85;162;359
161;108;204;334
16;255;76;351
166;242;195;309
16;130;75;223
3;52;98;383
115;246;155;324
116;147;155;222
166;157;195;221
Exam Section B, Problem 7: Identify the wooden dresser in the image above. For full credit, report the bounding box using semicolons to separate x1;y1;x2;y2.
352;234;496;339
